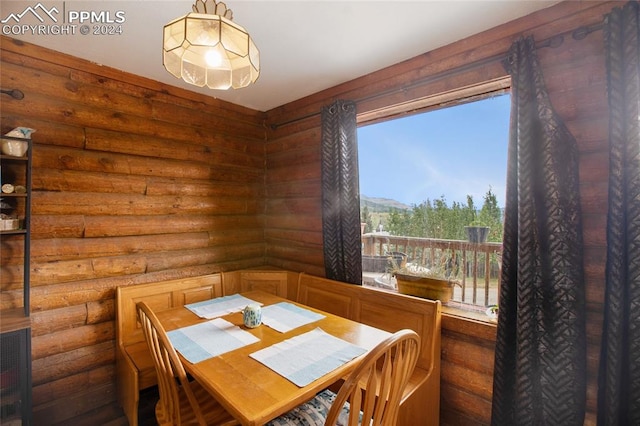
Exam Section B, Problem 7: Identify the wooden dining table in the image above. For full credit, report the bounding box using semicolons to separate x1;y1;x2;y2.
154;290;391;426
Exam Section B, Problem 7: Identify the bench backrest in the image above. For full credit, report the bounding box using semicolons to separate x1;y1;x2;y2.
297;273;441;374
116;274;223;348
221;270;297;299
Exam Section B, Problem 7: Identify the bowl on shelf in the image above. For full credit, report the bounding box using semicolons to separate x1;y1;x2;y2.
1;138;29;157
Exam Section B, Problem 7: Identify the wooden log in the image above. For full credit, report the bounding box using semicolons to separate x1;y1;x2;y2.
265;126;321;156
266;198;322;215
33;382;118;426
30;256;148;286
440;384;492;425
0;238;24;263
441;331;496;374
33;167;148;194
266;144;320;170
34;144;263;184
264;229;323;247
0;59;154;119
265;179;321;198
266;160;321;184
265;214;322;232
0;90;263;148
441;359;493;401
150;94;267;140
1;37;262;120
266;244;324;266
145;176;261;198
29;267;229;311
207;228;265;246
32;322;114;360
31;304;88;337
32;364;115;408
144;244;266;272
32;340;115;385
30;233;211;263
32;191;260;216
30;215;86;239
0;116;85;150
33;145;210;179
82;214;262;238
84;128;264;168
87;299;115;325
69;65;261;119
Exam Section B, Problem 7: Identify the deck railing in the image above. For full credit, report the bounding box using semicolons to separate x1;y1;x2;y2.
362;233;502;308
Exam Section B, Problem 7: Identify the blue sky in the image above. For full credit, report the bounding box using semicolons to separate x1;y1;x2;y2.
358;94;511;208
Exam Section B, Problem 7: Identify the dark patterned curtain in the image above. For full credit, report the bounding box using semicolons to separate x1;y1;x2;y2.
598;2;640;425
320;100;362;284
491;36;587;425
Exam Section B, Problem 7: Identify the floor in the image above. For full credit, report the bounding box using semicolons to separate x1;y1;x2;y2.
138;386;160;426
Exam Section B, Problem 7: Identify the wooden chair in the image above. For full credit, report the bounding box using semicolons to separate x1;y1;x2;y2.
267;329;421;426
136;301;238;426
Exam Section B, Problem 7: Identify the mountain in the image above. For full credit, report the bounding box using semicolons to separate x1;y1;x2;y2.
360;195;410;212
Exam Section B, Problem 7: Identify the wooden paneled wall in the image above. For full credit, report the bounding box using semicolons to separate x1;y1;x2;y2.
264;2;615;424
1;37;267;424
0;0;617;423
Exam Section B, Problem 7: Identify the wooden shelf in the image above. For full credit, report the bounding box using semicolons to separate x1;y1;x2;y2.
0;229;27;235
0;308;31;333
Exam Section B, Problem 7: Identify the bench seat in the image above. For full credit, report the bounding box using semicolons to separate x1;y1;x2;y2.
297;273;441;426
116;274;224;426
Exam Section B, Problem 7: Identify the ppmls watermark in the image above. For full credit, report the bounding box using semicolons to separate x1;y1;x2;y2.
1;2;126;36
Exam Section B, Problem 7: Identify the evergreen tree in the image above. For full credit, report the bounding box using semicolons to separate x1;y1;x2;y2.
478;187;503;242
385;188;503;242
361;205;374;233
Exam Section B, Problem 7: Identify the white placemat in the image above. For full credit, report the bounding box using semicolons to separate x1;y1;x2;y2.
168;318;259;364
261;302;325;333
185;294;261;319
249;328;366;387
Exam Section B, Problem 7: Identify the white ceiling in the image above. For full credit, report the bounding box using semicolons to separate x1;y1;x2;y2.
1;1;557;111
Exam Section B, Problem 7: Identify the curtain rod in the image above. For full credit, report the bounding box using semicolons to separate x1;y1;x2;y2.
270;21;604;130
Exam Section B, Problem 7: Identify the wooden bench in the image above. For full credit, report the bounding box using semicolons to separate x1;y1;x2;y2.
297;273;442;426
115;274;224;426
221;269;298;300
116;269;440;425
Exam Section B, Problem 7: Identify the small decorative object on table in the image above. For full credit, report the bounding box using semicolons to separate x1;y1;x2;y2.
243;304;262;328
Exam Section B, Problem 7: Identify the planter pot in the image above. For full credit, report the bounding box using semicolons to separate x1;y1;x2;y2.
395;273;454;302
464;226;490;243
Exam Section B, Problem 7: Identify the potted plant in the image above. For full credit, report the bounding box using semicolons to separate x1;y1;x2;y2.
390;254;460;303
464;220;490;243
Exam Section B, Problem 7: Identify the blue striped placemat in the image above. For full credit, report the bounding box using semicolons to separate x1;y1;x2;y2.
249;328;366;387
168;318;259;364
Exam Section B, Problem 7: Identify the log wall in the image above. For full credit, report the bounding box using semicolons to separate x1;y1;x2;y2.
1;36;267;424
0;0;617;423
264;2;614;424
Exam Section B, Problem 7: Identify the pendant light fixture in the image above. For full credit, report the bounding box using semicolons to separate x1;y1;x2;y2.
163;0;259;90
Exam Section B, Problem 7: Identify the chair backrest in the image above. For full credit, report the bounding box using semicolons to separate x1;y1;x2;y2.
136;301;207;426
325;329;421;426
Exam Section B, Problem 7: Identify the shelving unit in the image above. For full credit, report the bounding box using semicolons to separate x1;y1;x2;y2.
1;134;32;426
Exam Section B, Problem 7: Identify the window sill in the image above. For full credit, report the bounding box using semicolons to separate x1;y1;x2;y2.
441;303;497;341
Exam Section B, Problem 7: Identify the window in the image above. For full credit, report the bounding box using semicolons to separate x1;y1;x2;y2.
358;92;510;317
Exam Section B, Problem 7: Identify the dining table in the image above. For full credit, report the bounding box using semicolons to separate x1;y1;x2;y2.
154;290;392;426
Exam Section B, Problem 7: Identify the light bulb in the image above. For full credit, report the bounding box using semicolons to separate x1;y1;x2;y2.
205;49;222;67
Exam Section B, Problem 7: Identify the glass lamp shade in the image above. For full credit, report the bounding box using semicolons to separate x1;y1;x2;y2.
163;13;259;90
